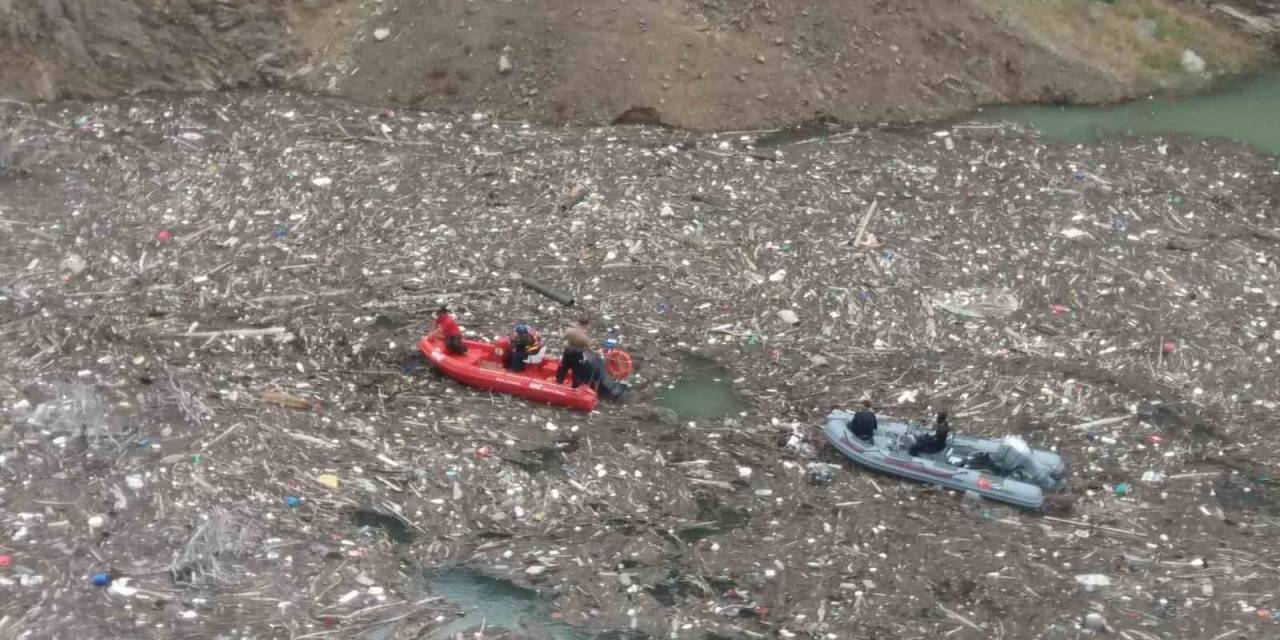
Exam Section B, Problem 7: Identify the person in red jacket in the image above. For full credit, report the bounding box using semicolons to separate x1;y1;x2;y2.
432;305;467;355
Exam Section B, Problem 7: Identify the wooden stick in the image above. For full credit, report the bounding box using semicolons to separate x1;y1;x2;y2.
852;198;879;247
1069;415;1132;431
201;422;245;451
1164;471;1222;480
167;327;289;338
262;391;314;411
249;289;352;304
936;604;983;632
1041;515;1147;537
281;430;337;449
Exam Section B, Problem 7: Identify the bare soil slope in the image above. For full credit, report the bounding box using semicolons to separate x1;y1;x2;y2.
318;0;1122;129
0;0;329;99
1;0;1273;128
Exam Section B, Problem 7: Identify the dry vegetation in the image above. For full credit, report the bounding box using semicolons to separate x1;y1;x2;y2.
974;0;1264;87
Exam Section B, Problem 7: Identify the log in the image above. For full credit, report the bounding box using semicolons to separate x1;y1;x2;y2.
520;276;575;306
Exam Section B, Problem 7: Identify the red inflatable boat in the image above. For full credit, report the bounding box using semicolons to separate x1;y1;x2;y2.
418;334;598;412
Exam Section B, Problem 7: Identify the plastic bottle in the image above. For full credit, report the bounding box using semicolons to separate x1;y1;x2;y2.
807;463;834;485
603;328;622;351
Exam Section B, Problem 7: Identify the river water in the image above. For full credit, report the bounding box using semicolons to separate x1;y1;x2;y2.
658;354;743;421
423;568;593;640
980;70;1280;155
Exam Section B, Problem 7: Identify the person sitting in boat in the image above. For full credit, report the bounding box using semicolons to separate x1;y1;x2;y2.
556;328;627;399
848;398;878;442
504;322;544;372
908;410;952;457
432;305;467;355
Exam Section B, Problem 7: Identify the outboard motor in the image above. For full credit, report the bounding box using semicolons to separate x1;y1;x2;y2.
992;436;1062;491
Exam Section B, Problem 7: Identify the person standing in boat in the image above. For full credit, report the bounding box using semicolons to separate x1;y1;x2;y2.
433;305;467;355
848;398;878;442
556;328;627;399
556;328;594;385
908;410;952;456
504;323;544;372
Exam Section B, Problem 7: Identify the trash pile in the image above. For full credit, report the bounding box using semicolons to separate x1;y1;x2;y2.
0;94;1278;638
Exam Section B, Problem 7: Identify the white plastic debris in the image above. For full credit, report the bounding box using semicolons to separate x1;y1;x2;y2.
1083;612;1108;632
109;578;139;597
60;254;87;274
1074;574;1112;591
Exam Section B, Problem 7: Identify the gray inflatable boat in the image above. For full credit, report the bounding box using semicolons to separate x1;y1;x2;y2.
822;410;1067;510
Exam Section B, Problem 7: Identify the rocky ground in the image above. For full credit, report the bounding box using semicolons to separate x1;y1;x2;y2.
2;0;1277;129
1;93;1279;639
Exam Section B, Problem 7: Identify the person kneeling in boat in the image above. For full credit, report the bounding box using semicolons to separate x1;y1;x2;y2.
908;411;952;457
848;398;878;442
433;305;467;355
556;328;627;399
504;322;544;372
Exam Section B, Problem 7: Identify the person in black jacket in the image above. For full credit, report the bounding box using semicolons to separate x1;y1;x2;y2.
908;410;952;457
848;399;878;442
556;329;626;399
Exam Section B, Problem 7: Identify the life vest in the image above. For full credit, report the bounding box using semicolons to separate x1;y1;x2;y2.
604;348;633;379
517;328;543;354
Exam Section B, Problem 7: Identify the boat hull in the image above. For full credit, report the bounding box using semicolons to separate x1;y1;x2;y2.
419;334;598;412
822;410;1066;510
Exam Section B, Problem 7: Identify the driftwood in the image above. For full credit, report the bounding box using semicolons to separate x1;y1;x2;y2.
2;92;1277;640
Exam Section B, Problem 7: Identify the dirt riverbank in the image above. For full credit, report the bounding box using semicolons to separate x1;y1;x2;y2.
2;0;1276;128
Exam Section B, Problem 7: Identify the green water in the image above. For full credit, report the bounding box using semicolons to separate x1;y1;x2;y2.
425;568;593;640
674;504;750;544
657;355;743;420
352;509;414;544
982;70;1280;155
